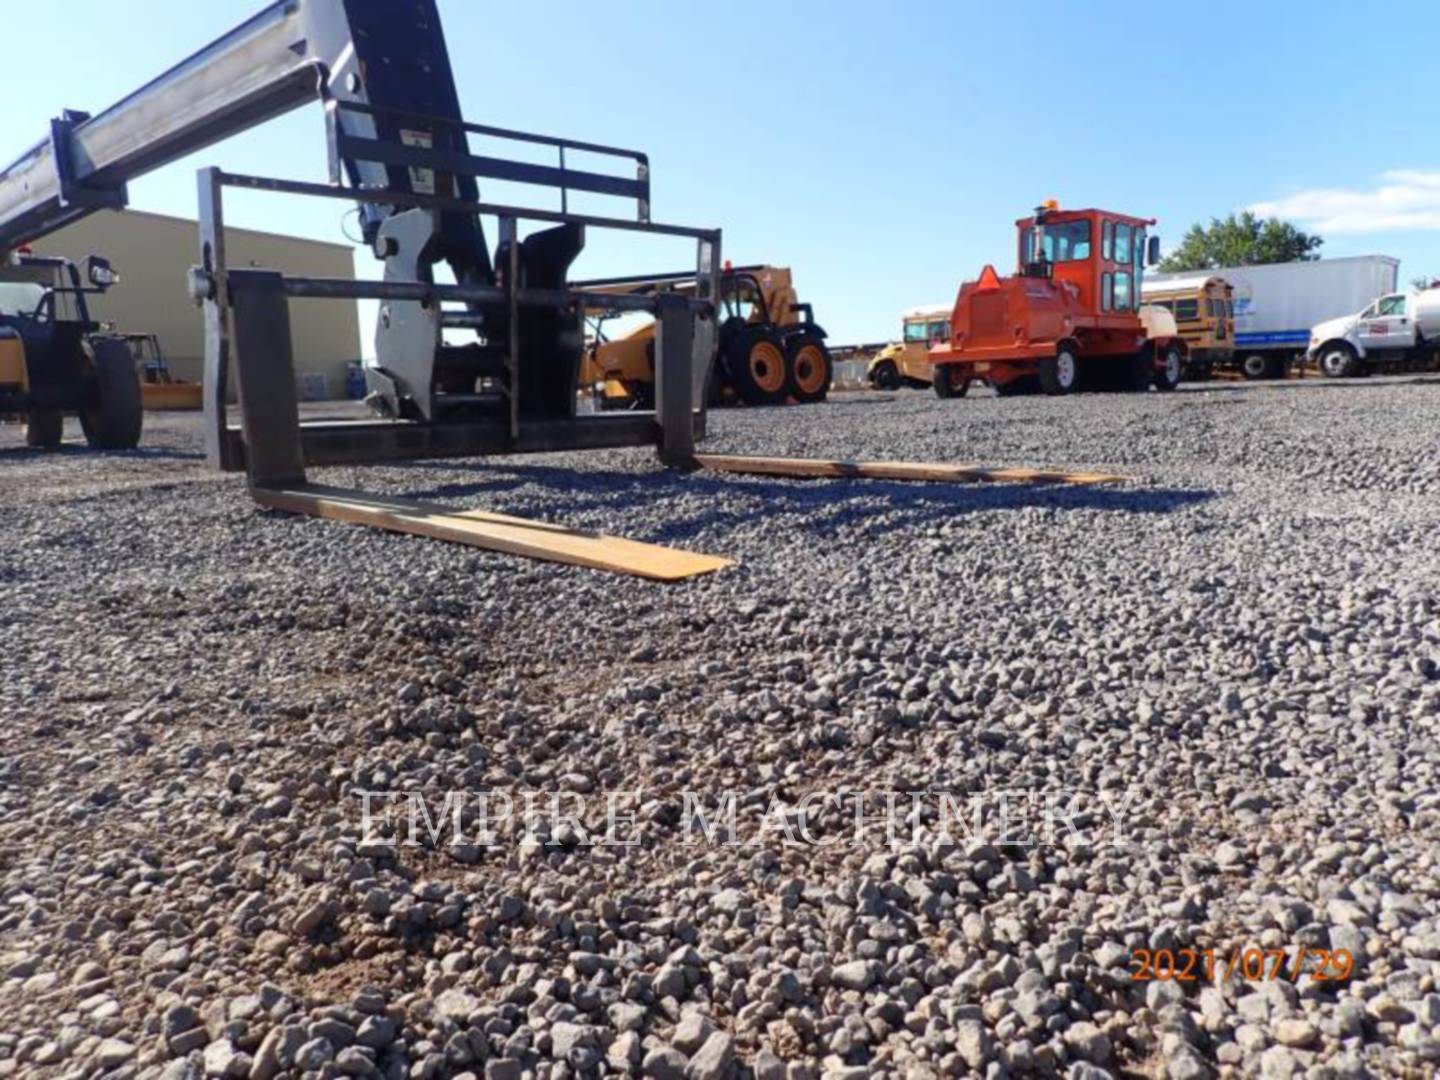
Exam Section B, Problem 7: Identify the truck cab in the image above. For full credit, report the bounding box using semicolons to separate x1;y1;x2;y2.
1308;287;1440;376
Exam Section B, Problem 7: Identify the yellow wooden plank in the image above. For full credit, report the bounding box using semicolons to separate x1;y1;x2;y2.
252;484;731;582
693;454;1123;486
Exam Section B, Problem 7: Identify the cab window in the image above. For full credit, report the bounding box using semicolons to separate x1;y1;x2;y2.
903;321;929;343
1113;271;1133;313
1376;294;1406;316
927;320;949;343
1023;220;1092;263
0;282;45;318
1113;223;1133;266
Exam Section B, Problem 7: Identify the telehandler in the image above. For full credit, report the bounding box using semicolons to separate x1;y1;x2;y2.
580;265;832;408
0;251;141;448
0;3;1123;581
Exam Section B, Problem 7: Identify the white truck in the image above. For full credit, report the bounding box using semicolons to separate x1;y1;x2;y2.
1307;285;1440;377
1146;255;1399;379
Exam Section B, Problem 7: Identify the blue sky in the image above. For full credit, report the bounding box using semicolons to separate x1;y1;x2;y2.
4;0;1440;345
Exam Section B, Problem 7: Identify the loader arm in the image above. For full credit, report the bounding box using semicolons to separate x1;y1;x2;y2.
0;0;491;281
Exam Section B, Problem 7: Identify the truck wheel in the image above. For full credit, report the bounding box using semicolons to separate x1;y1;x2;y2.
870;360;901;390
1038;346;1079;395
25;409;63;448
724;326;788;405
1317;343;1361;379
1154;346;1183;391
1240;353;1271;380
79;337;144;449
785;334;831;404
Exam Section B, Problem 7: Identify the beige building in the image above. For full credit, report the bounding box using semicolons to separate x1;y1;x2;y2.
34;209;361;399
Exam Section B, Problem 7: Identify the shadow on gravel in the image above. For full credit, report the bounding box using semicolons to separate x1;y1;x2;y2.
0;444;205;462
387;461;1214;542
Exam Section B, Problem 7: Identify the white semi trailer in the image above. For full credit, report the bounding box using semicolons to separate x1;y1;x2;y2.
1146;256;1399;379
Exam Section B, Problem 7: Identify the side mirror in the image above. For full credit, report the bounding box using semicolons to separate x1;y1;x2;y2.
86;255;119;289
1146;236;1161;267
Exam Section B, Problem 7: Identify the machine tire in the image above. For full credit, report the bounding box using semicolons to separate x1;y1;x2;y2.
725;326;788;405
785;334;831;404
1038;345;1079;395
870;360;901;391
79;337;143;450
1240;353;1271;380
25;409;63;448
1317;342;1361;379
933;365;956;399
1154;345;1184;391
1126;346;1154;393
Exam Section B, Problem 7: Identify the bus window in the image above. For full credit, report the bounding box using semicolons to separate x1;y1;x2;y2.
1102;221;1114;261
1176;298;1199;321
1101;273;1113;311
1151;299;1175;313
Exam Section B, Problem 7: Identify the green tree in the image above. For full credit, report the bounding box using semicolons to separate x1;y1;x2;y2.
1158;212;1323;273
1411;275;1439;291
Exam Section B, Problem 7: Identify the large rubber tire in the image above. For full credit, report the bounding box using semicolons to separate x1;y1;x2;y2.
1125;346;1154;393
933;365;955;399
1240;353;1271;380
725;326;788;406
79;337;143;450
1154;345;1183;391
785;334;831;404
1317;343;1361;379
870;360;901;391
25;410;63;449
1038;345;1079;396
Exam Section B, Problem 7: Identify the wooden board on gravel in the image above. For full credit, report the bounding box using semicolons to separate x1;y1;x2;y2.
252;484;732;581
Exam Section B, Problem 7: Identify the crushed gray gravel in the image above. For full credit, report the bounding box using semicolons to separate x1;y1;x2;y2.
1;376;1438;1079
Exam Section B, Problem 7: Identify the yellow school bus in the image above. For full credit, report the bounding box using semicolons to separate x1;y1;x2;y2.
866;304;950;389
1139;275;1234;377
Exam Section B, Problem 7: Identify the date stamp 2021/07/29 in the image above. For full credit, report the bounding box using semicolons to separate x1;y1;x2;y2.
1131;947;1354;984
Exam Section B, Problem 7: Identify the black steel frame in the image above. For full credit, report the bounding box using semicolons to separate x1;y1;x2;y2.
196;156;720;487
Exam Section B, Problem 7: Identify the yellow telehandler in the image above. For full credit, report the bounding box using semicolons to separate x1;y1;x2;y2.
580;264;832;408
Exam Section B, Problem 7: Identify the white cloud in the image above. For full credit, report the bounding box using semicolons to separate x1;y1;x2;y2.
1250;170;1440;233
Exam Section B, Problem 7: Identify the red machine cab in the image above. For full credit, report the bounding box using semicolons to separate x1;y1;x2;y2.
930;202;1185;397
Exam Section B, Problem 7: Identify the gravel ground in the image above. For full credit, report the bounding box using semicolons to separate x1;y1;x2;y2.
1;377;1438;1080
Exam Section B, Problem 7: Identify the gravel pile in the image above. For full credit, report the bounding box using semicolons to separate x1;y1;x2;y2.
1;377;1438;1079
